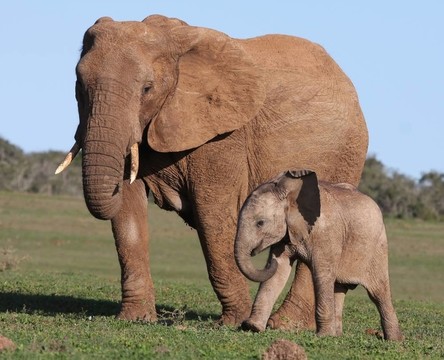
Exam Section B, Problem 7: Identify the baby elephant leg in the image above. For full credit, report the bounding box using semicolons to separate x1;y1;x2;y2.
314;275;337;337
242;254;292;332
366;281;403;341
333;283;349;336
268;261;316;330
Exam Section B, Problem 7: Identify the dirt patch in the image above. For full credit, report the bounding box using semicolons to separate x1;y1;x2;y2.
262;339;307;360
0;335;16;352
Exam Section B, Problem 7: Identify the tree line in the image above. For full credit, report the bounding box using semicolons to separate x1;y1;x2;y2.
0;137;82;197
1;137;443;220
359;156;443;220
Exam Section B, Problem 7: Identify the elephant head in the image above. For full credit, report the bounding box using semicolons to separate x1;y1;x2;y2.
234;170;321;282
56;15;265;220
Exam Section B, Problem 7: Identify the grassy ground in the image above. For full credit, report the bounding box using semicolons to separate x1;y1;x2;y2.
0;191;443;359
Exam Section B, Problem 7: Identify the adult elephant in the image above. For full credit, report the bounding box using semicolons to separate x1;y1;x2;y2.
56;15;368;328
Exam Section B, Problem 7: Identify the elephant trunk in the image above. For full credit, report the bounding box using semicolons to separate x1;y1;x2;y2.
80;83;140;220
234;232;278;283
82;130;125;220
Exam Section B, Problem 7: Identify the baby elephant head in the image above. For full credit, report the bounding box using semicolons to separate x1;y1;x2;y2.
234;170;320;282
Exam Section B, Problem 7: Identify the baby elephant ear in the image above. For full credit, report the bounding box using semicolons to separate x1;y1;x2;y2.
284;170;320;228
285;169;315;179
296;171;320;227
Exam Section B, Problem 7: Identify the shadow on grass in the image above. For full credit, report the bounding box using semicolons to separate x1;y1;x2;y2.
0;292;217;322
156;304;217;324
0;292;120;316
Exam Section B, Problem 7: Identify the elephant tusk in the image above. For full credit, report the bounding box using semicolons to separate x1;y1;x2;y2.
55;143;81;175
130;143;139;184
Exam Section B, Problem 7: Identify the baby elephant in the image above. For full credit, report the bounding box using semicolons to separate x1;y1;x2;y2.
234;170;403;341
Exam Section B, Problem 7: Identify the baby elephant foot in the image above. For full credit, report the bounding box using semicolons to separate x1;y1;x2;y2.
384;329;404;341
241;319;266;332
316;324;337;337
117;301;157;322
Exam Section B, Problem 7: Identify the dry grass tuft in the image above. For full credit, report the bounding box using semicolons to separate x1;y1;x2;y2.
0;246;29;272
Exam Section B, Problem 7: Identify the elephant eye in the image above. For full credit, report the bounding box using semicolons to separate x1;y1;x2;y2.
256;220;265;228
142;83;153;95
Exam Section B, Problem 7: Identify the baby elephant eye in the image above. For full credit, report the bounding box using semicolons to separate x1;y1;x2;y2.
256;220;265;228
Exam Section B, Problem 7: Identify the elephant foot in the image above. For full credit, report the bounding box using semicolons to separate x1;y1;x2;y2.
315;321;339;337
382;329;404;342
241;319;266;332
316;329;336;337
267;302;316;331
117;301;158;322
217;300;252;327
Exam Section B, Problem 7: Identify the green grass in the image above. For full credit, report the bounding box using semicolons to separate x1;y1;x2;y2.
0;192;443;359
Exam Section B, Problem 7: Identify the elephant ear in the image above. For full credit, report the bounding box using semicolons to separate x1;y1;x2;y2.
147;25;266;153
281;170;321;242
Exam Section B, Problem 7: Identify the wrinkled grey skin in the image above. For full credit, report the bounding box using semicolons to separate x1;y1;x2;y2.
235;170;403;341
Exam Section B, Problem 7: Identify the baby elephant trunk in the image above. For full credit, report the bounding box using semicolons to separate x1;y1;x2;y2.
234;234;278;283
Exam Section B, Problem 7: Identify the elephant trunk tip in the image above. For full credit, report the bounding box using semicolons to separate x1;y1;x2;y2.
261;258;278;282
236;251;279;283
83;181;123;220
85;197;121;220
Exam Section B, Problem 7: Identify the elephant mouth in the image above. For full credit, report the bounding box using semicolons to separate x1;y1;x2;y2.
55;142;140;184
251;241;268;257
251;247;261;257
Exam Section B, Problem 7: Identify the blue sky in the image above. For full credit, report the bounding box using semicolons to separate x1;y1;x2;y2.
1;1;442;179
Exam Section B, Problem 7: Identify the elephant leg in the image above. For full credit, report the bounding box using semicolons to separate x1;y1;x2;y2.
268;261;316;330
333;283;349;336
194;206;252;326
243;251;292;332
366;281;403;341
314;275;336;337
111;180;157;322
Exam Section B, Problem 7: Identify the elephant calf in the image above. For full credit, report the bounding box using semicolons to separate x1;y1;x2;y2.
234;170;403;341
